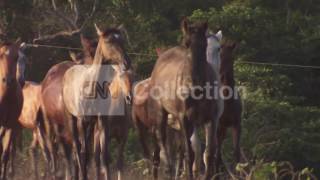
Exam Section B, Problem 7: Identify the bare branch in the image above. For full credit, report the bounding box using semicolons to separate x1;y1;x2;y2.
33;29;80;43
79;0;98;30
51;0;57;11
47;9;78;30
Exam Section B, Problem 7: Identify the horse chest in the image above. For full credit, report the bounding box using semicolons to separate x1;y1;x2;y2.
0;87;23;128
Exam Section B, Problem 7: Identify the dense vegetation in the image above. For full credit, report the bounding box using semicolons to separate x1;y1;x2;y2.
1;0;319;178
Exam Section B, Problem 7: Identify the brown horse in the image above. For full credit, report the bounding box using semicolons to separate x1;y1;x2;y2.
148;19;222;180
215;42;242;171
68;32;133;180
0;42;23;179
18;81;54;179
40;24;131;180
92;66;132;180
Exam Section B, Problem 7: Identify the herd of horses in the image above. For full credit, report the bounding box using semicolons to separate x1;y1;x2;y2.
0;18;242;180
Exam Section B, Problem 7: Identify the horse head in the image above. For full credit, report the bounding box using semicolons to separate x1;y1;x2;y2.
109;65;133;105
181;18;208;50
94;24;131;71
0;42;20;102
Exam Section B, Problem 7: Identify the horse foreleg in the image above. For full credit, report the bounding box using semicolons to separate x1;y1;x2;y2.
215;125;227;173
191;128;201;178
152;137;160;180
100;119;111;180
78;119;89;180
203;121;216;180
232;123;241;165
116;136;126;180
1;129;13;180
180;116;194;180
93;121;101;180
71;116;83;180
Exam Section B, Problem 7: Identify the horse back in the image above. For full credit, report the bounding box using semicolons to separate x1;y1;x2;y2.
19;81;41;129
41;61;75;125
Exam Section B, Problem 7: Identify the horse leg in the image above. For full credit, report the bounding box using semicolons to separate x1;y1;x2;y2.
203;121;217;180
30;131;39;180
215;125;227;173
1;129;13;180
100;118;111;180
38;109;57;178
58;136;73;180
78;119;89;180
94;121;101;180
71;116;84;180
180;115;194;180
174;147;184;180
191;128;201;178
232;123;241;165
116;133;127;180
8;135;16;179
156;109;174;179
152;137;160;180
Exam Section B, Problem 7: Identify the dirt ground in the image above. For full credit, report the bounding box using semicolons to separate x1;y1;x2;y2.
12;150;159;180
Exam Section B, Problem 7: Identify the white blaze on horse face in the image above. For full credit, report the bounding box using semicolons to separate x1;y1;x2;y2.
206;35;221;73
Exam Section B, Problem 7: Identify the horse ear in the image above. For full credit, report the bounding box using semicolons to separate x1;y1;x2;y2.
216;30;223;42
181;18;189;35
69;51;78;63
94;23;103;36
80;35;91;51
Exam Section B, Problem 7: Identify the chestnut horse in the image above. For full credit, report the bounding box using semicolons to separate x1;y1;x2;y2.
18;81;53;179
148;19;222;180
215;42;242;171
41;24;131;180
0;42;23;179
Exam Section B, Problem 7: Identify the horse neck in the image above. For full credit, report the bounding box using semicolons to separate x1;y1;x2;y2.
222;68;235;88
86;40;104;93
189;40;207;84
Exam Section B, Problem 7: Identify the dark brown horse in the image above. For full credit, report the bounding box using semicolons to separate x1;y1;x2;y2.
0;42;23;179
215;42;242;171
148;19;222;180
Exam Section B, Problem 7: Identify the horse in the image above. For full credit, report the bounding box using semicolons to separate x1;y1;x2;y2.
0;42;23;179
62;25;133;180
148;19;222;180
17;81;54;179
41;24;132;180
133;30;223;179
215;41;242;171
92;65;132;180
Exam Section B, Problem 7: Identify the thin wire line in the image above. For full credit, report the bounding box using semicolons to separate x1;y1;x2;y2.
25;43;83;51
237;61;320;69
25;43;320;69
